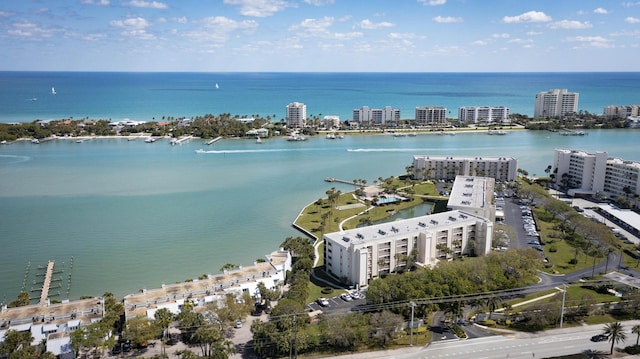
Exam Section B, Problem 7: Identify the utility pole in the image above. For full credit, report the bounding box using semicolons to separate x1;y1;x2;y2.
410;301;416;346
559;283;566;328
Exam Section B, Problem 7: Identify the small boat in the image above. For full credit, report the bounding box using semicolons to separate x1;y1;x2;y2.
145;137;156;143
256;137;262;144
326;133;336;139
31;98;38;101
195;149;206;154
215;83;219;89
31;138;40;144
51;87;56;95
286;133;306;141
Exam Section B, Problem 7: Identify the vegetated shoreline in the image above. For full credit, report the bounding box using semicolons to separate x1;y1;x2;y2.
3;124;527;143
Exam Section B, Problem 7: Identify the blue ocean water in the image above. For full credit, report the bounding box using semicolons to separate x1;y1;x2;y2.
1;72;640;302
1;72;639;123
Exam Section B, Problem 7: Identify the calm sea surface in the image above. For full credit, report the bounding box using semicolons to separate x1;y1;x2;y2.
1;72;639;301
1;72;640;123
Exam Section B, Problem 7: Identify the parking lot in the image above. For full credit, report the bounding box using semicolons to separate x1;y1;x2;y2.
306;290;367;314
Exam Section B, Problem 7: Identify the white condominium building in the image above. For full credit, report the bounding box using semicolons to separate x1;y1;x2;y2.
323;115;341;129
286;102;307;128
603;105;640;120
324;210;493;287
415;106;447;126
448;176;496;222
553;149;640;203
534;89;579;119
412;155;518;182
353;106;400;126
552;149;608;196
458;106;510;124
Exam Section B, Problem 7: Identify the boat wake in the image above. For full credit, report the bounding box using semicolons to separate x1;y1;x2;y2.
196;148;306;154
0;154;31;164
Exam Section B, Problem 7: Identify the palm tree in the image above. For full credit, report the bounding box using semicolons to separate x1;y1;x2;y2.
632;324;640;345
485;295;503;320
603;321;626;354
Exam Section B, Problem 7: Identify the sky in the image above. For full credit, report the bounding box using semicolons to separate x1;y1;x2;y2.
1;0;639;72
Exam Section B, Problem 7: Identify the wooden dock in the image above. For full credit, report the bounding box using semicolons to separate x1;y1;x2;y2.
39;261;55;305
324;177;366;187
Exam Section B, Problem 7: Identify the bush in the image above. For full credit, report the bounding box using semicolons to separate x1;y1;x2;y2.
569;258;578;265
321;287;334;294
548;245;557;253
624;345;640;355
480;319;496;327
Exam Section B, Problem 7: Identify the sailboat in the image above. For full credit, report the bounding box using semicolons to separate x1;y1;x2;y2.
215;83;219;89
51;87;56;95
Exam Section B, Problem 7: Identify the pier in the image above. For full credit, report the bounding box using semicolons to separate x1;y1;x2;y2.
205;136;223;145
39;261;55;305
325;177;366;187
170;135;193;145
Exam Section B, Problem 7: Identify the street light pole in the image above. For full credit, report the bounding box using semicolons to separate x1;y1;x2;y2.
559;283;566;328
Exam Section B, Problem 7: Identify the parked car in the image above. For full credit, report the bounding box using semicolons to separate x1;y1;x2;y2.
350;291;361;300
235;320;243;329
317;297;329;306
340;293;352;301
591;334;608;342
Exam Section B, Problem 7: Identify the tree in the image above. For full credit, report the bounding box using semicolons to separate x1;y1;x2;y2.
193;324;235;358
126;316;158;348
370;311;404;346
485;295;503;320
8;291;31;308
632;324;640;345
0;330;34;356
154;308;175;356
603;321;626;354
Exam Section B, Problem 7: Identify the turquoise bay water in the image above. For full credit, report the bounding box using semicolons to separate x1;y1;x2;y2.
1;129;639;300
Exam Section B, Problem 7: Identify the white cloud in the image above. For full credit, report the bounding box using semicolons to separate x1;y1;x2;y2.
223;0;290;17
593;8;608;14
548;20;592;29
492;33;510;39
388;32;421;40
110;17;155;39
503;11;552;23
303;0;334;5
8;22;57;38
357;19;394;29
472;40;488;46
174;17;187;24
0;10;15;17
419;0;446;5
124;0;168;9
526;31;543;36
81;0;110;5
183;16;258;43
289;16;361;40
565;35;613;48
508;38;532;44
622;2;640;7
433;16;463;23
626;17;640;23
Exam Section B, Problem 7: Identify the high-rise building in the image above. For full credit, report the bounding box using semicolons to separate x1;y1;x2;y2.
458;106;510;124
286;102;306;128
323;210;493;287
412;155;518;182
415;106;447;126
534;89;579;119
603;105;640;120
553;149;640;204
353;106;400;126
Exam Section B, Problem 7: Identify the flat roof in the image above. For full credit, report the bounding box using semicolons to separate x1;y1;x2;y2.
448;176;493;209
325;210;487;248
599;204;640;233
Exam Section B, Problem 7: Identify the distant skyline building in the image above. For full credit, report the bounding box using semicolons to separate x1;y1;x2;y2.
412;155;518;182
286;102;306;128
322;115;341;129
458;106;510;124
415;106;447;126
353;106;400;126
603;105;640;120
534;89;579;119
